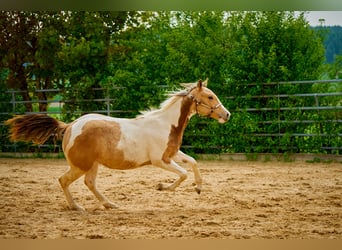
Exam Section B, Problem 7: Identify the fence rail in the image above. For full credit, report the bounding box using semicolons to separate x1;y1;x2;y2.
0;79;341;154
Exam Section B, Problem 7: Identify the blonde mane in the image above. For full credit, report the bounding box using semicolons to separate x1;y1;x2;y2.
138;89;189;118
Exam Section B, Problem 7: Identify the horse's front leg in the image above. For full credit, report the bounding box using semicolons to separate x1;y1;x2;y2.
173;150;202;194
154;159;188;191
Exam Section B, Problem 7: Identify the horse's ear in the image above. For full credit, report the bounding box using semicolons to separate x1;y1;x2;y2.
197;78;208;90
180;79;207;91
203;78;208;87
197;79;203;90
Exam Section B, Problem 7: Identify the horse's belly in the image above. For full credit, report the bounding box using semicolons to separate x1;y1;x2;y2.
100;156;151;170
98;146;151;170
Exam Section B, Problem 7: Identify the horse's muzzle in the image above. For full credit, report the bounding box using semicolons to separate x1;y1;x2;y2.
218;110;230;124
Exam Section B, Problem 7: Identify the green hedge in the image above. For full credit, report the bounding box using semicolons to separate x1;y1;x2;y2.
1;81;341;155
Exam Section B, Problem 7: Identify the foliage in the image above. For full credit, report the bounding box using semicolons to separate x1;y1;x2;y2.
313;26;342;63
0;11;132;115
1;11;340;154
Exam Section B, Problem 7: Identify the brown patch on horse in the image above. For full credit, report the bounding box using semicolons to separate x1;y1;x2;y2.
5;114;66;144
67;120;142;171
162;96;193;164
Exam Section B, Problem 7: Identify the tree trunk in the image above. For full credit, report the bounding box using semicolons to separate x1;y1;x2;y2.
17;67;33;112
37;90;48;112
36;77;49;112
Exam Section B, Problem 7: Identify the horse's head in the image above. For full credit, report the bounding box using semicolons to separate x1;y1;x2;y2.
187;79;230;123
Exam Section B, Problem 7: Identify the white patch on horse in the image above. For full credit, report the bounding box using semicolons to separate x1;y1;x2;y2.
65;118;88;153
116;120;149;165
117;97;183;165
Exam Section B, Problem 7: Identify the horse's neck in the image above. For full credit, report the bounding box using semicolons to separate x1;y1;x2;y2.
159;95;194;135
162;97;185;125
141;95;194;135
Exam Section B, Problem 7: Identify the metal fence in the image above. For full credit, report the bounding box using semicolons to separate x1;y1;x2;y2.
0;79;341;154
224;79;342;153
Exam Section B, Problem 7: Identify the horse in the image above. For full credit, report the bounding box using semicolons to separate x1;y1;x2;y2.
5;79;230;211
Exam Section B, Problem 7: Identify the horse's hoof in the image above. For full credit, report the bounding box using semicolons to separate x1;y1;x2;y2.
156;183;164;191
71;204;86;212
195;187;201;194
103;202;118;209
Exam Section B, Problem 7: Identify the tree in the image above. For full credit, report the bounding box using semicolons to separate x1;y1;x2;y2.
0;11;38;112
328;54;342;79
224;11;324;84
104;11;231;115
314;26;342;63
0;11;132;114
221;12;326;153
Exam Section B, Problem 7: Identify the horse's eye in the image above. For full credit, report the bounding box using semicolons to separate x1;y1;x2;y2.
208;96;213;100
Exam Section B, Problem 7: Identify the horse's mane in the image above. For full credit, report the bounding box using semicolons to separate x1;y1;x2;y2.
138;89;189;118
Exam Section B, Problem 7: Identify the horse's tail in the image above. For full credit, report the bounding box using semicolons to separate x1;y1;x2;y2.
5;114;68;145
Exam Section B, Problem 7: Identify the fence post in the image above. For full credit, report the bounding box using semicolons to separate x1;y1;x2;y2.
11;90;15;113
106;88;110;116
10;90;17;152
277;82;281;152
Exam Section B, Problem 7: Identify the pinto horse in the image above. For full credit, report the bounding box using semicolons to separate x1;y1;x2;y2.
5;79;230;211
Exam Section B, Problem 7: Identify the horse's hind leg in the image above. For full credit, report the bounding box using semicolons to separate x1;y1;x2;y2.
59;165;85;211
84;163;117;209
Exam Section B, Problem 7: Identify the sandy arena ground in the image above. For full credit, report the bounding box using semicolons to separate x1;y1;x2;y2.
0;158;341;239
